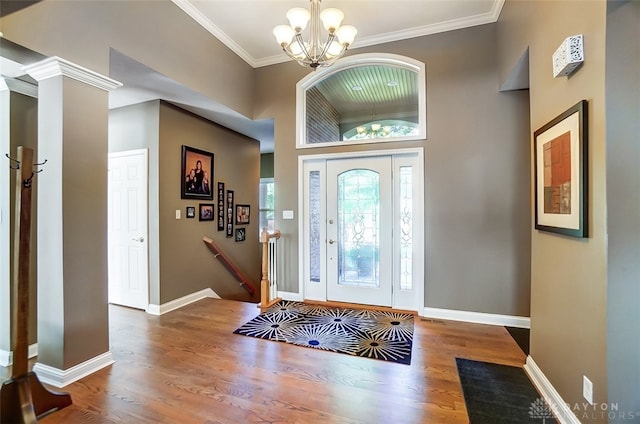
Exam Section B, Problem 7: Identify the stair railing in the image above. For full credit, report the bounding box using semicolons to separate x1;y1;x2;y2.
260;229;281;308
202;236;257;296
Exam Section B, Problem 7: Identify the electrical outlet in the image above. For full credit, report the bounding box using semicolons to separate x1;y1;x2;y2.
583;375;593;405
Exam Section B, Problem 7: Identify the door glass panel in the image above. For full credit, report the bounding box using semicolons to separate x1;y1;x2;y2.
337;169;380;287
309;171;321;282
399;166;413;290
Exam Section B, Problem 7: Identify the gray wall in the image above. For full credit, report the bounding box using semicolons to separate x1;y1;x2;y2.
605;1;640;420
158;102;261;302
109;101;161;304
498;0;609;417
254;24;532;317
110;101;261;303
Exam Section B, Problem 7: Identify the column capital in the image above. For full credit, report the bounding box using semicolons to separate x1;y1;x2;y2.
0;77;38;98
23;56;122;92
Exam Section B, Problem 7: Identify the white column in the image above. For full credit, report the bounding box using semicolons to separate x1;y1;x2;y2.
0;78;11;366
24;57;121;387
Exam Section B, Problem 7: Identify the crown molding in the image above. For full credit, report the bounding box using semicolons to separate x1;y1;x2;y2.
23;57;122;91
171;0;257;68
173;0;505;69
354;0;505;50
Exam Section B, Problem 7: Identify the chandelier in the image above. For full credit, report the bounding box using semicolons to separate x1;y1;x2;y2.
273;0;357;69
355;124;393;139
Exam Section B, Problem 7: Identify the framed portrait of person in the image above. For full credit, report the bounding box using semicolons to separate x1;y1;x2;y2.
181;145;214;200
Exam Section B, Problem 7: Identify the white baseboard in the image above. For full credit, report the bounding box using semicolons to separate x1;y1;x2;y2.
524;356;581;424
146;288;221;315
0;343;39;367
33;351;115;388
421;306;530;328
278;291;303;302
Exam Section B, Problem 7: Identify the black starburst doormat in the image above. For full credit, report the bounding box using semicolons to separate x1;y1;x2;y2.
233;301;414;364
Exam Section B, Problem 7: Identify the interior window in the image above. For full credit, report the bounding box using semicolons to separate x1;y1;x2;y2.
296;53;426;148
259;178;275;234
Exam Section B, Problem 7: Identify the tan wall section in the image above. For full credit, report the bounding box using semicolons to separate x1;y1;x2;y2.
158;103;261;303
498;0;608;416
255;24;532;317
0;0;255;118
61;78;111;367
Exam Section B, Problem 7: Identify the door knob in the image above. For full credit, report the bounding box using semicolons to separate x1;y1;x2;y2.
132;236;145;242
328;239;335;244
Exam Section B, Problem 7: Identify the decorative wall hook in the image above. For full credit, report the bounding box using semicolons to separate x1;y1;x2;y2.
33;159;47;173
23;173;35;188
23;159;47;187
5;153;20;170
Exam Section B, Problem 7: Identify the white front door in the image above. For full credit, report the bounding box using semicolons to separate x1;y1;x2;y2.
108;149;149;310
301;149;424;312
326;156;393;307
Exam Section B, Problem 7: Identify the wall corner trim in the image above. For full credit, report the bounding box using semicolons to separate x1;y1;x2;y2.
146;288;221;316
421;307;530;328
33;351;115;388
524;356;581;424
0;343;38;367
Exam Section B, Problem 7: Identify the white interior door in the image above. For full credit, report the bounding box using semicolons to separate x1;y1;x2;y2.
108;149;149;310
326;156;393;306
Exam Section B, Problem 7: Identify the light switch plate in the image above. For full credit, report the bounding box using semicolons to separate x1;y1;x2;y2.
175;209;181;219
283;210;294;220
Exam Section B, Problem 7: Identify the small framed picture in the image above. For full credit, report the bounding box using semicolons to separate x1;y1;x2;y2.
235;228;246;242
235;204;250;225
199;203;215;221
226;190;234;238
217;182;225;231
186;206;196;219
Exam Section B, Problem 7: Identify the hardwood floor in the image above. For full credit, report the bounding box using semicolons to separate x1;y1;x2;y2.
10;299;525;423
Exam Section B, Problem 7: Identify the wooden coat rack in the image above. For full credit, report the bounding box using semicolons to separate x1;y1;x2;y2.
1;147;71;423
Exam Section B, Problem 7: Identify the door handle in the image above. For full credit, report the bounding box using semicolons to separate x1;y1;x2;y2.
328;239;335;244
132;237;145;242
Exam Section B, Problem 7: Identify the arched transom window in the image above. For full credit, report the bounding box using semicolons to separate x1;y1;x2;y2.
296;53;426;148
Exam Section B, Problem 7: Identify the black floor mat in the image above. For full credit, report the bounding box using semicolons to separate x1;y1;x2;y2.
456;357;557;423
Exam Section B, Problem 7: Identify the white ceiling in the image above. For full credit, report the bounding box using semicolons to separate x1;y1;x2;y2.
173;0;505;68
